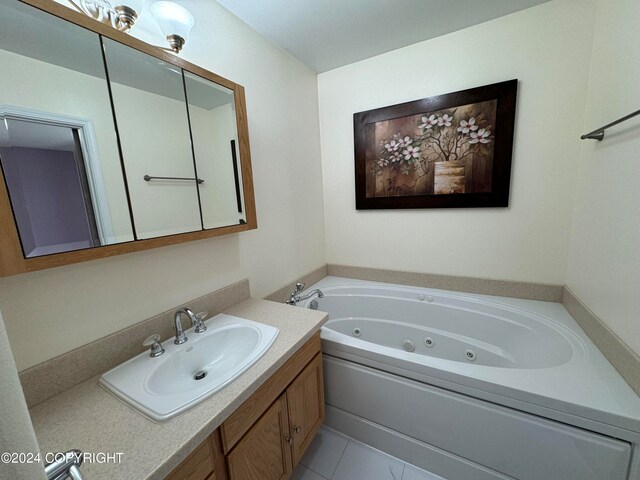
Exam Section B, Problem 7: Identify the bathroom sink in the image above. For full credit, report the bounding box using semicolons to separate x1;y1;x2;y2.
99;314;279;421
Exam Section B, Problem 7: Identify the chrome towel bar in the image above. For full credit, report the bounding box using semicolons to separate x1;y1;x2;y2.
144;175;204;184
581;109;640;141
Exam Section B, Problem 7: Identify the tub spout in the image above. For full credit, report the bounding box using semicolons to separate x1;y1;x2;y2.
286;284;324;306
298;289;324;302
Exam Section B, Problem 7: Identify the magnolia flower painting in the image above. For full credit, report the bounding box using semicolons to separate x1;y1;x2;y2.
369;99;498;197
355;80;517;209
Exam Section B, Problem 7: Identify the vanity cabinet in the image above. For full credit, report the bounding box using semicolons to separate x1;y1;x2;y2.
227;394;293;480
166;439;216;480
227;354;324;480
165;333;324;480
285;354;324;465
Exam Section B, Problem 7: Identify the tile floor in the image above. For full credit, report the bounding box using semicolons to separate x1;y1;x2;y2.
293;426;446;480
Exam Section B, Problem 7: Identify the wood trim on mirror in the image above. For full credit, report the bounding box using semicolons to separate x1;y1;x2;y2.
0;0;257;277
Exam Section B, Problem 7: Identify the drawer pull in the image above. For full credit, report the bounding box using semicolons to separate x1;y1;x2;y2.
285;436;293;445
293;426;302;433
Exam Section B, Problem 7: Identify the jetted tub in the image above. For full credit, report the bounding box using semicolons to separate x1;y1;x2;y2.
298;277;640;480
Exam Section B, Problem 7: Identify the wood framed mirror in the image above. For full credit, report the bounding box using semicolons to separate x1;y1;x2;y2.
0;0;256;277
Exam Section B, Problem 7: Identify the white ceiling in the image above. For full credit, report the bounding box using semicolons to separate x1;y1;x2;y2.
216;0;552;72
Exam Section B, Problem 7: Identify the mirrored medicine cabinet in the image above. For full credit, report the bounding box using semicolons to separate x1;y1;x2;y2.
0;0;256;277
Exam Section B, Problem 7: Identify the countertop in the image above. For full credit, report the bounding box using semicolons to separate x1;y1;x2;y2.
28;298;328;480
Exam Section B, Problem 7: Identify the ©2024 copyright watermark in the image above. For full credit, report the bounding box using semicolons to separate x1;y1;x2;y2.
1;451;124;465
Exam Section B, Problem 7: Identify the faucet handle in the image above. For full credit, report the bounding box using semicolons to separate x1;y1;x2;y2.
143;334;165;357
286;283;305;305
68;465;85;480
194;311;208;333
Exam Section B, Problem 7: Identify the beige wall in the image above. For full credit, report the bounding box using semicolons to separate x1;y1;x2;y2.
317;0;596;284
0;0;325;371
565;0;640;354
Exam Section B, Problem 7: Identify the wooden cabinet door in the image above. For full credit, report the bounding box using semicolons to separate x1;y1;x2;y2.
227;395;292;480
165;439;214;480
286;354;325;465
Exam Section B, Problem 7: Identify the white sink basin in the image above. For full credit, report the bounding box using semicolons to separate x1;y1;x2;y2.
99;314;279;421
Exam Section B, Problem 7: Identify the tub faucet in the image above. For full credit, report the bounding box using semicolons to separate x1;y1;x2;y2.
173;307;206;344
286;282;324;306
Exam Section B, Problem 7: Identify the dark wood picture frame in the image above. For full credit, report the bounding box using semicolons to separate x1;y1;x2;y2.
354;79;518;209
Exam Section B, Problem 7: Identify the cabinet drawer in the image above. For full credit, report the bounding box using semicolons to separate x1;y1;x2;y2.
165;439;214;480
325;357;632;480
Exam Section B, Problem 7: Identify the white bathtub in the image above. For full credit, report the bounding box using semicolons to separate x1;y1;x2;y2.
299;277;640;480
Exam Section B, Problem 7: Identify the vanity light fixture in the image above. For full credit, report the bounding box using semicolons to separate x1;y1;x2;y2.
151;1;195;54
68;0;194;53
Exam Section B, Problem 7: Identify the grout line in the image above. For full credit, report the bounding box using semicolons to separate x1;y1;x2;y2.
330;438;350;479
302;461;332;480
310;426;441;480
308;464;332;480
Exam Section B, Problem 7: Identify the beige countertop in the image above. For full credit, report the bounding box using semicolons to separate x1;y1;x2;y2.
28;298;328;480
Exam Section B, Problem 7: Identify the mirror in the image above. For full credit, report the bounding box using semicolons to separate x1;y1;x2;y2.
102;37;202;239
0;0;134;257
184;71;246;229
0;0;256;276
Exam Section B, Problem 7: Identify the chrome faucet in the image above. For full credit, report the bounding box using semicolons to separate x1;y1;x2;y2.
286;283;306;304
173;307;206;344
286;282;324;306
45;449;84;480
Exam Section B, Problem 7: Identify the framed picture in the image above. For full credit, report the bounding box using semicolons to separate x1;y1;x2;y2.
354;79;517;209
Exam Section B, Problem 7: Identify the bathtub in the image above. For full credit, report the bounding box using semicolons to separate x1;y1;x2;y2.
298;277;640;480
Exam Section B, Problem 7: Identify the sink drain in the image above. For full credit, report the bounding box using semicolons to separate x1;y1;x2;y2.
194;370;207;380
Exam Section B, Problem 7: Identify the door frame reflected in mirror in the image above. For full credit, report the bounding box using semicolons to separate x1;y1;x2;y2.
0;105;117;248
